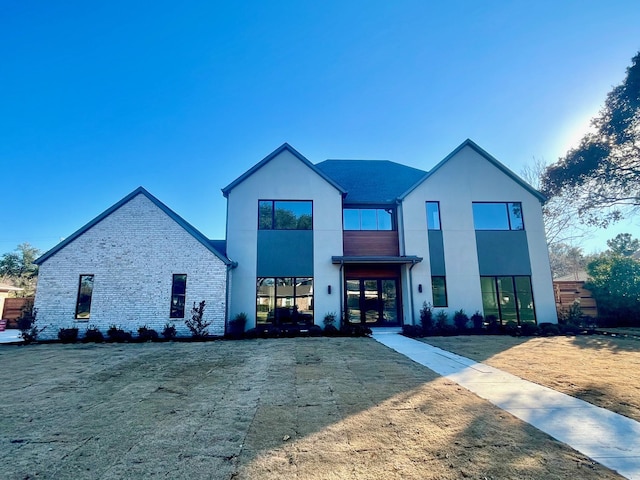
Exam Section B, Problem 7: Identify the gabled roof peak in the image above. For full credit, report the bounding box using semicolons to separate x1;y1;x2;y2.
35;187;232;265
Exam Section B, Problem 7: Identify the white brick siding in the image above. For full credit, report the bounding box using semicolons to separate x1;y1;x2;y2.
35;194;228;340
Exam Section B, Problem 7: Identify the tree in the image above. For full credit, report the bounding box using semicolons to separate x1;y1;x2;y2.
0;243;41;296
548;243;589;279
606;233;640;257
585;234;640;327
521;158;592;247
542;51;640;227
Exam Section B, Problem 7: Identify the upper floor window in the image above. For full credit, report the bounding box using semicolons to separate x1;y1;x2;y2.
259;200;312;230
343;208;394;231
426;202;441;230
472;202;524;230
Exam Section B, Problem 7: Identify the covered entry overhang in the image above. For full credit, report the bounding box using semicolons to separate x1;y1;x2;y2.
332;256;423;326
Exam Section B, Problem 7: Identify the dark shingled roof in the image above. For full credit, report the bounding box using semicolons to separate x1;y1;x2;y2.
315;160;426;204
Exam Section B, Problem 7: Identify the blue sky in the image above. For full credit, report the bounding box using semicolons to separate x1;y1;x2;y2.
2;0;639;257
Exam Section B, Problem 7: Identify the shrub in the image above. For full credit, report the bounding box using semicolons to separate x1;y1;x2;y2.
323;312;337;328
471;311;484;333
440;324;458;336
228;312;247;338
244;328;259;339
107;325;133;343
340;323;372;337
308;325;323;337
504;320;519;336
17;302;45;344
435;310;449;331
402;324;423;338
485;315;501;334
323;324;339;336
84;326;104;343
137;325;159;342
185;300;210;339
453;309;469;332
520;322;539;336
558;300;583;326
58;327;79;344
419;302;434;333
162;323;177;340
539;322;560;336
281;324;300;338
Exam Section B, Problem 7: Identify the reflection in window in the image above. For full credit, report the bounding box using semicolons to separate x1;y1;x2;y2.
170;274;187;318
472;202;524;230
256;277;313;325
426;202;441;230
343;208;394;230
480;276;535;325
75;275;94;320
258;200;312;230
431;276;447;307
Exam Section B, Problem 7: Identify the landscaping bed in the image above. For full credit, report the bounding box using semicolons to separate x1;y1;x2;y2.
0;338;623;479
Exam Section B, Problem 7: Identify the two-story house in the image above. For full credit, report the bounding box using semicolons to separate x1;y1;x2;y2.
34;139;557;339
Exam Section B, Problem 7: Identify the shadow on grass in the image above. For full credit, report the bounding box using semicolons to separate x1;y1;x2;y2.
0;338;625;479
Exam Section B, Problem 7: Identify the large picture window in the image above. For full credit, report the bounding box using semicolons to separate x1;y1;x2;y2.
170;274;187;318
256;277;313;325
343;208;394;230
259;200;312;230
480;276;535;325
473;202;524;230
75;274;94;320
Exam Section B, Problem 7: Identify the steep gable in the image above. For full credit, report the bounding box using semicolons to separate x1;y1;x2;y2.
35;187;232;265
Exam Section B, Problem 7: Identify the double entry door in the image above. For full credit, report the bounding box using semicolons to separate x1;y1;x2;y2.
346;278;400;326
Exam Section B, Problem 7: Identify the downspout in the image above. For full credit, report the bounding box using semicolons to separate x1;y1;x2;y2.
408;260;418;326
338;260;344;327
224;261;238;335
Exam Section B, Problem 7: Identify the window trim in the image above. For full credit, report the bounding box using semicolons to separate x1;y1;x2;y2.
472;202;524;231
258;199;313;230
170;274;187;319
75;274;95;320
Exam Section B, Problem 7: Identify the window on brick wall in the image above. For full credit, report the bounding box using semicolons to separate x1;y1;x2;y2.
170;274;187;318
75;274;94;320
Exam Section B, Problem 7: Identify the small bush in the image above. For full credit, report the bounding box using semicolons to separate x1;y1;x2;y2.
228;312;247;338
485;315;501;334
504;320;519;336
185;300;210;339
244;327;259;339
439;324;458;336
308;325;323;337
281;324;300;338
402;324;423;338
453;309;469;331
162;323;177;340
58;327;79;344
520;322;539;336
471;311;484;333
84;326;104;343
435;310;449;330
419;302;434;333
137;325;159;342
107;325;133;343
323;312;337;328
539;322;560;336
323;324;339;336
340;323;372;337
17;302;45;344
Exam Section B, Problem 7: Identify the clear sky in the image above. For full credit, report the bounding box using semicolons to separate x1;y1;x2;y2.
2;0;639;257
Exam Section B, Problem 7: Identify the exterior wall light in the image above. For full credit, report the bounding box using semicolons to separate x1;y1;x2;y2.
418;284;423;293
327;285;332;294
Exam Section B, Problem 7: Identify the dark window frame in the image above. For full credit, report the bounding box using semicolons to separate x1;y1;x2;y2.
170;274;187;319
75;274;95;320
258;200;313;230
472;202;525;231
480;275;536;325
256;276;314;325
426;201;441;230
431;276;448;307
342;207;396;231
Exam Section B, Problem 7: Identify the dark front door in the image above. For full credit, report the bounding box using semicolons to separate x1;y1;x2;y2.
346;278;400;326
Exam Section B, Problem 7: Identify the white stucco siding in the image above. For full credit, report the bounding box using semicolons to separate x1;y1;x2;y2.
403;145;557;323
35;194;228;339
225;149;343;327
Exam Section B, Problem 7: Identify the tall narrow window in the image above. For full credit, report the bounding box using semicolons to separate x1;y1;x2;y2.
426;202;441;230
431;276;447;307
170;274;187;318
75;275;94;320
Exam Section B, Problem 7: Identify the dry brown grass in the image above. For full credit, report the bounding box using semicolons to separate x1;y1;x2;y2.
421;333;640;422
0;338;624;479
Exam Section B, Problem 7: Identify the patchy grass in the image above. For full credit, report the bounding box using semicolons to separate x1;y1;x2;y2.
0;338;623;479
421;333;640;423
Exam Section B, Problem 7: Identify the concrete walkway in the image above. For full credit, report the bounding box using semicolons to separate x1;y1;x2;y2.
372;331;640;480
0;329;22;344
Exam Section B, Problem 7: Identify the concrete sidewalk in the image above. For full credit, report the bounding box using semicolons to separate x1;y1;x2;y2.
0;329;23;344
372;331;640;480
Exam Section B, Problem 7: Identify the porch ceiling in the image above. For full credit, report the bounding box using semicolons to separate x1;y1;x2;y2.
331;255;423;264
